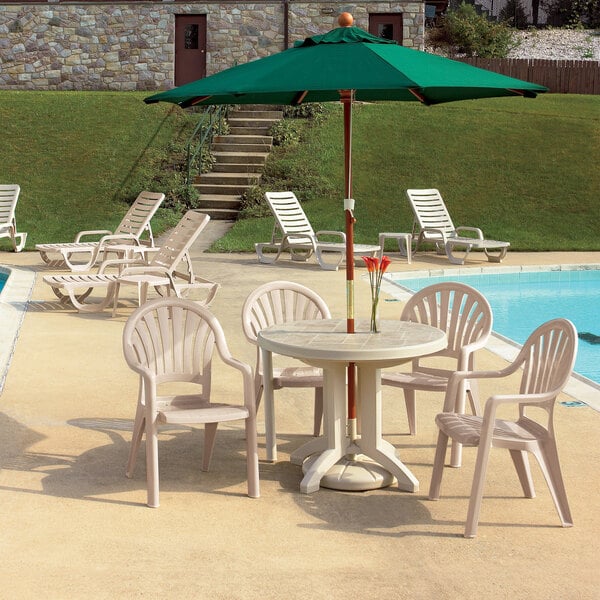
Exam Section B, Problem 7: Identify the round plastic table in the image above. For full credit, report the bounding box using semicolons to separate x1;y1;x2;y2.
258;318;447;494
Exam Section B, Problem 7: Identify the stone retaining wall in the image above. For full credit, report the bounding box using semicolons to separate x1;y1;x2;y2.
0;2;424;90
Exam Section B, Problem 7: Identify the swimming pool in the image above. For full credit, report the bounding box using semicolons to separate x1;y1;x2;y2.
386;266;600;387
0;266;35;393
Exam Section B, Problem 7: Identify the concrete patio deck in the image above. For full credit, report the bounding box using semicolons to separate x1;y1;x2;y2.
1;232;599;599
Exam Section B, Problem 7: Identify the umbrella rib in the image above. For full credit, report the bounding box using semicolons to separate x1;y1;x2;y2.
408;88;427;104
293;91;309;105
184;95;212;108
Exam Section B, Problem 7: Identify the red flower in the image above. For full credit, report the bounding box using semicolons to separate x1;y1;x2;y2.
361;256;379;272
380;255;391;274
362;255;391;333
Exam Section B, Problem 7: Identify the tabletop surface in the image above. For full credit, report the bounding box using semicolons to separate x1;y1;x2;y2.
258;318;447;363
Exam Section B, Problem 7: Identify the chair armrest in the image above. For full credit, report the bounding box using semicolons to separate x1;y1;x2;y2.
457;339;491;370
97;233;139;247
421;227;446;240
315;230;346;243
98;257;147;274
454;226;484;240
74;229;113;242
442;365;523;412
118;265;171;279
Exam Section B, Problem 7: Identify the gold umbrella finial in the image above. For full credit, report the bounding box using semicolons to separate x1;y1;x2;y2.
338;12;354;27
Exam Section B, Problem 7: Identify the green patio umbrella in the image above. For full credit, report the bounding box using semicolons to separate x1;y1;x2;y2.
145;15;546;333
145;14;546;488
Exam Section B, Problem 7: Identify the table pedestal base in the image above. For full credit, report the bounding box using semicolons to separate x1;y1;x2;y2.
303;453;395;491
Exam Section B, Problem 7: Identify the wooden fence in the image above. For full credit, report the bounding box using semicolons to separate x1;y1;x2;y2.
459;58;600;95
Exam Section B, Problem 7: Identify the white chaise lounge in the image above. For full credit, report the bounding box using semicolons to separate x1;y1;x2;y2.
0;184;27;252
255;191;379;271
407;188;509;265
36;190;164;271
43;210;219;315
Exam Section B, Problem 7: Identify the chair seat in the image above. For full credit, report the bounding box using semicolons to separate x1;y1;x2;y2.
158;395;250;425
273;366;323;388
36;241;98;252
435;413;548;448
382;370;449;391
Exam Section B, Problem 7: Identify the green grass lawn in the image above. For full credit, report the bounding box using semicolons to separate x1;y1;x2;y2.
0;91;186;249
215;94;600;253
1;91;598;253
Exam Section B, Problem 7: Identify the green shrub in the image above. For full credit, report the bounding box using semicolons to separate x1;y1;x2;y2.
270;119;301;146
239;185;272;218
441;2;517;57
283;103;326;120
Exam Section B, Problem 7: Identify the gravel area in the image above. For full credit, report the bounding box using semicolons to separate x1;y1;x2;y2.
426;28;600;60
508;29;600;60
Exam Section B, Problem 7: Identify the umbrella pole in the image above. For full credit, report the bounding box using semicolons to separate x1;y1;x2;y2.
342;90;358;445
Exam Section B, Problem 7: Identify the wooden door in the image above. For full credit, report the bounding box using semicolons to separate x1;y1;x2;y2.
175;14;207;86
368;14;403;45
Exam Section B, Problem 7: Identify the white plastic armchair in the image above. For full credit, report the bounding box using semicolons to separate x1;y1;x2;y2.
0;184;27;252
242;280;331;460
122;297;260;507
382;282;492;466
429;318;577;538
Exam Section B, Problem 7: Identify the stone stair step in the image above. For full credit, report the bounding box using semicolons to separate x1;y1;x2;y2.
196;172;261;185
228;117;280;127
212;162;264;173
233;110;283;120
214;134;273;145
197;194;242;210
212;151;269;164
212;142;272;153
195;183;252;195
228;126;274;136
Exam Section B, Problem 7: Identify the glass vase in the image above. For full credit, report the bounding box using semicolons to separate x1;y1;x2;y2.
370;298;380;333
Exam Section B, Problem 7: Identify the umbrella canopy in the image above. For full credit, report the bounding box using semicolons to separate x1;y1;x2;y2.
145;16;547;478
145;25;546;108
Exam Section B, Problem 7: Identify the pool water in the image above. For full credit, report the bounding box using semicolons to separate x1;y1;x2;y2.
0;270;6;292
387;267;600;385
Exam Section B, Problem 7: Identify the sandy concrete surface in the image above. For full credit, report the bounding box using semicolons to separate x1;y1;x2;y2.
0;236;599;599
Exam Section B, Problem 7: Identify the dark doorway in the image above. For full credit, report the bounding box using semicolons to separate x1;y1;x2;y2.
175;14;207;86
368;13;404;45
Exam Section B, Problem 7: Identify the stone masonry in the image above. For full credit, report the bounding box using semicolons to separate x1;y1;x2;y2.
0;2;424;90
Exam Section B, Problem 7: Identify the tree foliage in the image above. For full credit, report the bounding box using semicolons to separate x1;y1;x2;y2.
433;2;516;58
542;0;600;27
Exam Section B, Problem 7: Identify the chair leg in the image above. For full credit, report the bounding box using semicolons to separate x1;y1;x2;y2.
245;416;260;498
509;449;536;498
531;443;573;527
464;438;493;538
202;422;219;471
126;403;145;478
313;387;323;437
145;419;160;508
404;389;417;435
428;428;449;500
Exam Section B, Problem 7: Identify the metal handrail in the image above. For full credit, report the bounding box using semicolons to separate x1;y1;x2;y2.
186;105;229;186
